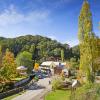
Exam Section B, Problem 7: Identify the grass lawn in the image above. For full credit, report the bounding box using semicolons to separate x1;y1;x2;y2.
11;77;27;81
3;93;21;100
45;90;71;100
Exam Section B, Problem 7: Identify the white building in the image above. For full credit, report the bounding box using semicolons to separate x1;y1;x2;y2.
17;66;27;75
40;61;66;74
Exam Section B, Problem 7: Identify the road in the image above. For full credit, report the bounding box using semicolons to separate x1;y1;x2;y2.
13;78;51;100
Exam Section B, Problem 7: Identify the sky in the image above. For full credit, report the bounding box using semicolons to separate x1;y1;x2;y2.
0;0;99;46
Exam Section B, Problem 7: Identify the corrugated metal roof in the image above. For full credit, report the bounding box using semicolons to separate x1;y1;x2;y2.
41;61;60;66
17;66;27;70
41;61;66;66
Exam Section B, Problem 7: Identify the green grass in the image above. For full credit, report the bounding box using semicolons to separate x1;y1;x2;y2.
11;77;27;81
3;93;21;100
45;90;71;100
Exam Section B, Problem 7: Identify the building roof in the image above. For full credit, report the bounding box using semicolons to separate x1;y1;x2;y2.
17;66;27;70
41;61;66;68
41;61;60;66
61;62;66;66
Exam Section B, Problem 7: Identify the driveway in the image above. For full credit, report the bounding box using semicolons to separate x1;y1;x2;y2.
13;78;51;100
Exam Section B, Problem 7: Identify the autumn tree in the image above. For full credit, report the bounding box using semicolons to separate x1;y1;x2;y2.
0;49;17;80
78;0;98;83
78;0;94;42
34;63;39;71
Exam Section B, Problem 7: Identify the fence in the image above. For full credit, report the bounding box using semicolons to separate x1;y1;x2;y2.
0;76;34;99
0;87;24;99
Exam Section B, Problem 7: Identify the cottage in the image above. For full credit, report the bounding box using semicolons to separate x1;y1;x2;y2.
40;61;66;75
17;66;27;75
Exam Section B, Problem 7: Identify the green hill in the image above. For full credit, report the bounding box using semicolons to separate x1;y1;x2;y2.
0;35;79;62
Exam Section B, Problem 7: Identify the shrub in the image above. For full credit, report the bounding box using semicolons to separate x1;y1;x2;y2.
0;83;3;93
52;76;71;90
0;81;14;93
52;77;63;91
70;83;100;100
52;77;63;90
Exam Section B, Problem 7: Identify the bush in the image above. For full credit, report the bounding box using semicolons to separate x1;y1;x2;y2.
0;82;14;93
0;83;3;93
52;77;71;90
52;77;63;91
96;70;100;76
70;83;100;100
61;76;65;81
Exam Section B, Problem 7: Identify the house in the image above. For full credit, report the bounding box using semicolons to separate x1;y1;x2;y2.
17;66;27;75
40;61;66;75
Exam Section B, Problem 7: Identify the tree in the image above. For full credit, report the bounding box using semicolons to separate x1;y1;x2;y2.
29;44;35;60
53;48;61;57
29;44;35;54
0;49;17;80
0;46;2;68
78;0;98;83
71;45;80;60
69;58;79;69
0;35;74;62
34;63;39;71
16;51;33;73
61;49;64;62
78;0;94;42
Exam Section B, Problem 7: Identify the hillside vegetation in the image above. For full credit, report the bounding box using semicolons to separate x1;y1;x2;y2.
0;35;79;63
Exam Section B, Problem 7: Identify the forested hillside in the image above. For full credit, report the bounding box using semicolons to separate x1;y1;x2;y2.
0;35;79;63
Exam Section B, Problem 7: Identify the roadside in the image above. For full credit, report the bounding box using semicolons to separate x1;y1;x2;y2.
12;78;51;100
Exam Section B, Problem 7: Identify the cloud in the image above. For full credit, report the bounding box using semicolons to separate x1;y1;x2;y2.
63;39;79;47
48;35;57;40
0;4;50;26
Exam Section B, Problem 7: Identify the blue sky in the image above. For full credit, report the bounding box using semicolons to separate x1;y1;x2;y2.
0;0;99;46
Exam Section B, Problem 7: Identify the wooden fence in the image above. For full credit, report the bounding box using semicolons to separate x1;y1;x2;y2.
0;76;34;99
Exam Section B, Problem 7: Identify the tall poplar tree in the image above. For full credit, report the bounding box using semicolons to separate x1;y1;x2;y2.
78;0;98;83
78;0;94;42
61;49;64;62
0;46;2;68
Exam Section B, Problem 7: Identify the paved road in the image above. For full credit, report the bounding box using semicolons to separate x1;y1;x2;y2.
13;78;51;100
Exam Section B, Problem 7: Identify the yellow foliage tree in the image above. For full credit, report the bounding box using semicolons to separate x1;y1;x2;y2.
34;63;39;71
0;49;17;80
78;0;99;83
